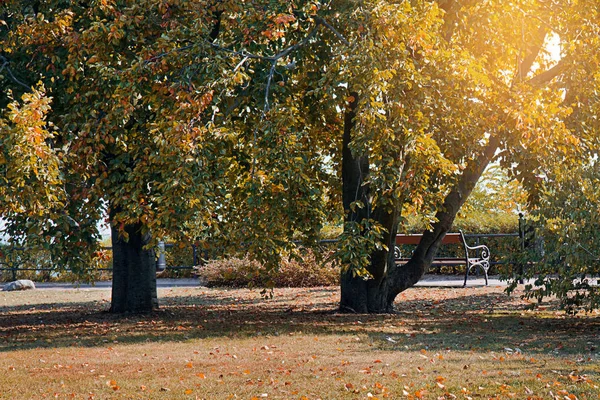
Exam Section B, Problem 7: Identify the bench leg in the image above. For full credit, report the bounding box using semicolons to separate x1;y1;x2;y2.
483;267;489;286
463;266;470;287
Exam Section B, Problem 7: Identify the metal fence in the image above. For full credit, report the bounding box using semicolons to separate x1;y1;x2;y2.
0;232;525;282
0;242;200;282
464;232;522;266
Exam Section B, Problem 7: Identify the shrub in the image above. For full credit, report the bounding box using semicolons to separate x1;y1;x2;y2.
274;250;338;287
505;163;600;313
196;257;262;287
196;250;338;288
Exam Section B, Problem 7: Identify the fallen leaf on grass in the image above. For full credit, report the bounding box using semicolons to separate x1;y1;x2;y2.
525;386;534;395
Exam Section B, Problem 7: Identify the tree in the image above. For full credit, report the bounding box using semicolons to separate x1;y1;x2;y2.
331;0;600;312
2;0;599;315
0;0;344;312
1;0;237;312
508;162;600;313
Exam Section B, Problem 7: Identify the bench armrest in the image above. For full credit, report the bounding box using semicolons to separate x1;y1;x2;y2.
464;243;490;260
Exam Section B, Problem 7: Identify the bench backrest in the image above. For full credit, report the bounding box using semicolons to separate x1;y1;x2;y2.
395;232;463;245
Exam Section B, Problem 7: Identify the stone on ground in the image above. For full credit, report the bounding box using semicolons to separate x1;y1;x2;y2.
3;279;36;291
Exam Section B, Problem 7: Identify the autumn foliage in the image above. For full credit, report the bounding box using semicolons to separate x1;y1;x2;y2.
1;0;600;312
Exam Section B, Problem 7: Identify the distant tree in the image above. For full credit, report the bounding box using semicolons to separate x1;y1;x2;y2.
461;165;527;217
402;165;526;234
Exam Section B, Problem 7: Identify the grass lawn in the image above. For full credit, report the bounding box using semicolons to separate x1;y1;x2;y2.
0;284;598;399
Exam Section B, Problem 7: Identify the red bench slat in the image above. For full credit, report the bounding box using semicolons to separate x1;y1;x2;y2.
395;233;462;245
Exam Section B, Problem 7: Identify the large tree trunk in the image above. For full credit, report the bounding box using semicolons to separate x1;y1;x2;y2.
109;218;158;313
339;202;398;313
339;94;399;313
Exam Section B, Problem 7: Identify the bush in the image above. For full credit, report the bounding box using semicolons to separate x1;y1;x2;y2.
196;250;338;288
401;210;519;235
505;163;600;313
275;250;339;287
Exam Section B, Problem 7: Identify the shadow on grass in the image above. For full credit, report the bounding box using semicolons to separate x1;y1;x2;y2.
0;287;598;356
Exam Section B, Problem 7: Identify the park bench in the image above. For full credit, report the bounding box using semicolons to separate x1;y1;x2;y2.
394;231;491;287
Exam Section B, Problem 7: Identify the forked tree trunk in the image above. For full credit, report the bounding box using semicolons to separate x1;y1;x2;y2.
338;0;551;313
386;135;499;304
339;91;499;313
339;94;399;313
109;219;158;313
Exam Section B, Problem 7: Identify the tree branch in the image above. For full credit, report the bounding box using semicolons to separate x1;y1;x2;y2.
437;0;460;42
264;61;278;112
144;44;196;64
205;16;349;112
512;26;548;86
314;16;350;46
0;55;31;91
144;14;350;112
524;59;568;88
145;15;350;113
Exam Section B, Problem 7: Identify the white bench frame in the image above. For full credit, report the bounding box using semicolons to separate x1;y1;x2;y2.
394;231;491;286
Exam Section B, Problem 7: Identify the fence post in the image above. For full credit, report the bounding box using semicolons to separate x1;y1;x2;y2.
157;241;166;272
192;244;198;266
517;213;525;283
518;213;525;251
9;245;17;281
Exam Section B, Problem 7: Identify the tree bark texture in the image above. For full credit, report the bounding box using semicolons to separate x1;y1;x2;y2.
109;218;158;313
339;93;399;313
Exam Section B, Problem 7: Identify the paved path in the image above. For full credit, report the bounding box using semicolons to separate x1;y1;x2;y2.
31;275;509;290
415;274;510;287
34;278;201;290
